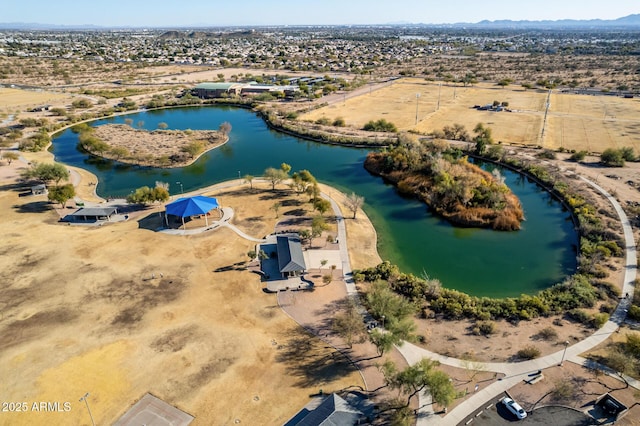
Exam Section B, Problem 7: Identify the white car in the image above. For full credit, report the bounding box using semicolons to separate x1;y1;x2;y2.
502;397;527;420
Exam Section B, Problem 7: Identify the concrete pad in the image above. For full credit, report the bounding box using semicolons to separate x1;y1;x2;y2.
303;249;342;271
113;393;194;426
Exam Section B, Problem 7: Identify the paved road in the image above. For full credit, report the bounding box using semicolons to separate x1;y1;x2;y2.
394;173;639;425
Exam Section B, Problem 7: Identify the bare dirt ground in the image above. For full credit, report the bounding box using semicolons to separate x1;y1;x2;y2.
91;124;226;168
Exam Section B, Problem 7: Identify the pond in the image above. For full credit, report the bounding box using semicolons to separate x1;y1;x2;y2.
51;106;578;297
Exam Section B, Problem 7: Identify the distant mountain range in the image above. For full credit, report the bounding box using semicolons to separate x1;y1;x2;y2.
466;14;640;29
1;14;639;30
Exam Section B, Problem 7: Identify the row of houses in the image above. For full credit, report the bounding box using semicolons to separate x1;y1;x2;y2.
192;82;299;99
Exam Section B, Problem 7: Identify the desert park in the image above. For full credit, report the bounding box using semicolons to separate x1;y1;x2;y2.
2;41;640;426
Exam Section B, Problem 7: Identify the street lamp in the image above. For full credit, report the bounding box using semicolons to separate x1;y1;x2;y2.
79;393;95;426
176;181;183;194
238;170;241;180
559;340;570;366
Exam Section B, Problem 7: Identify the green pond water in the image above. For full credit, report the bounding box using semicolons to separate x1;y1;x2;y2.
51;106;578;297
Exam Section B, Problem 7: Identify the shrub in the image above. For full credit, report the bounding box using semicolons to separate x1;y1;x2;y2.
592;313;609;329
600;148;625;167
537;327;558;341
517;345;541;360
627;305;640;321
536;149;557;160
569;150;587;162
363;119;397;133
567;308;591;325
478;320;496;335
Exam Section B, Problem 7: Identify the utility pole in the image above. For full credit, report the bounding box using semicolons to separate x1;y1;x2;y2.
79;393;95;426
415;93;421;125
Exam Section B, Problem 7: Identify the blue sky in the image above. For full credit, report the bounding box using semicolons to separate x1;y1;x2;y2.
4;0;638;26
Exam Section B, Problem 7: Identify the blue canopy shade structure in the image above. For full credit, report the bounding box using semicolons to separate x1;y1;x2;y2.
165;196;220;228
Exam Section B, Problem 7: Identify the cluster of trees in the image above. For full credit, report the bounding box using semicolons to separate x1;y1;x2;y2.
365;136;523;230
354;261;620;325
363;119;397;133
600;147;636;167
21;162;76;207
18;128;51;152
126;183;170;205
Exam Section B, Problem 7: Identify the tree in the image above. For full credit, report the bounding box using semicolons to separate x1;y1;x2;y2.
219;121;232;136
290;170;317;195
272;202;281;218
298;229;311;247
331;298;367;348
136;120;145;129
157;122;168;130
313;198;331;216
600;148;625;167
72;98;92;109
280;162;292;175
345;192;365;219
243;174;254;189
258;250;269;261
2;151;19;165
264;167;287;190
47;184;75;208
620;147;636;162
473;123;493;155
126;185;169;205
381;358;455;408
124;118;134;127
247;250;257;261
311;216;329;239
109;146;130;161
22;162;69;185
182;141;205;158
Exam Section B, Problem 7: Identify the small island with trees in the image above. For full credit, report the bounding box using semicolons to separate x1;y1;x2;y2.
364;136;524;231
72;121;231;168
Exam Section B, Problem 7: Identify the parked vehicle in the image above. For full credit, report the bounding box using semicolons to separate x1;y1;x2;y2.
502;397;527;420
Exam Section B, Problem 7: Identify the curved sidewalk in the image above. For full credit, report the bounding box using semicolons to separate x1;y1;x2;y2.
399;174;637;426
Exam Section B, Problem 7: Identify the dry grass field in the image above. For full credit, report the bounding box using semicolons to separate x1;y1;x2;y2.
546;92;640;152
301;78;640;153
0;88;73;116
0;172;363;426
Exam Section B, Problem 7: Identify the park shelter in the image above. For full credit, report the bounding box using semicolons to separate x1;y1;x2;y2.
31;184;47;195
70;207;117;222
276;236;306;278
165;196;220;228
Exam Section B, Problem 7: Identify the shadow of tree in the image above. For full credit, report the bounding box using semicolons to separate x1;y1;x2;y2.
13;201;52;214
275;329;358;389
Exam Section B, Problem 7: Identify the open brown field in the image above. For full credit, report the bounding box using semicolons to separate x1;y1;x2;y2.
0;88;73;115
0;174;363;426
546;92;640;152
301;78;640;153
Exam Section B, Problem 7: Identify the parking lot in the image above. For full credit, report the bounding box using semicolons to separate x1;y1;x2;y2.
458;394;593;426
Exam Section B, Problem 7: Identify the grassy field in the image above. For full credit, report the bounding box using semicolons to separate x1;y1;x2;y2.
301;78;640;153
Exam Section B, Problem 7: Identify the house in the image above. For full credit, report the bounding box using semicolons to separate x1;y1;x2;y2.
276;236;306;278
284;393;365;426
